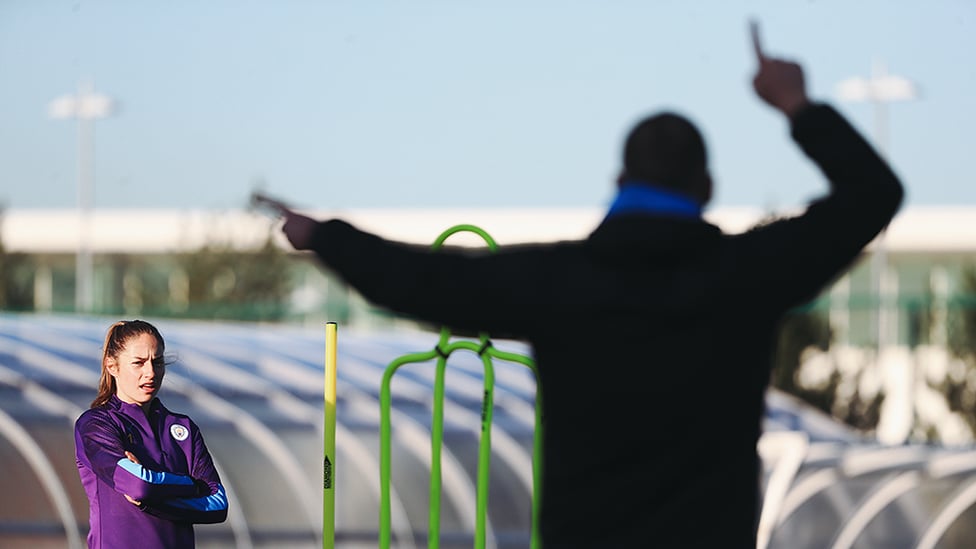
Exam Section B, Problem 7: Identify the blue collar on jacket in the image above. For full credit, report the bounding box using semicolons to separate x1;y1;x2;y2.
605;181;702;220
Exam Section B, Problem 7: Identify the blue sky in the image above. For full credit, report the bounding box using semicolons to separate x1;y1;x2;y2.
1;1;973;212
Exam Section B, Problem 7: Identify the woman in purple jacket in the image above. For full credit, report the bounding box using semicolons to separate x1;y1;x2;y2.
74;320;228;549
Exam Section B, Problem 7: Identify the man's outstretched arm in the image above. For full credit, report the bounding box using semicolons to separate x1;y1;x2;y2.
280;207;319;250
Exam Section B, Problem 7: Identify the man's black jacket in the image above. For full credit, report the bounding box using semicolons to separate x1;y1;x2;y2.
307;104;904;548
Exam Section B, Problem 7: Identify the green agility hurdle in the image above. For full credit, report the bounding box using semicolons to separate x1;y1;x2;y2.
378;224;543;549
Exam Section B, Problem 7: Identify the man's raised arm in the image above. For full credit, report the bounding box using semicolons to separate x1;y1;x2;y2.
750;20;811;118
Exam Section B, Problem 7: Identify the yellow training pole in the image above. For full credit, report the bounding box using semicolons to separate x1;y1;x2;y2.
324;322;338;549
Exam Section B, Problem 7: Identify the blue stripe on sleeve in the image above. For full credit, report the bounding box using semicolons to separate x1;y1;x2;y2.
116;458;195;487
167;485;229;512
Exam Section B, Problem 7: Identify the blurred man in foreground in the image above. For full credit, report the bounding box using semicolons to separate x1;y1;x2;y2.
276;23;903;548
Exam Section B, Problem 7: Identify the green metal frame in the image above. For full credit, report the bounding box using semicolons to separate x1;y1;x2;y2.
379;224;543;549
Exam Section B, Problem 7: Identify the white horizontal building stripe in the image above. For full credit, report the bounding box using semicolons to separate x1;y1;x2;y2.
5;205;973;254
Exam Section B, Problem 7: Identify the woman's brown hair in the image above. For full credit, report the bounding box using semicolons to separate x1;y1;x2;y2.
90;320;167;408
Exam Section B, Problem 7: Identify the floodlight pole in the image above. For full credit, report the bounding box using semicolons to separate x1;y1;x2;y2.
835;60;918;351
48;79;116;314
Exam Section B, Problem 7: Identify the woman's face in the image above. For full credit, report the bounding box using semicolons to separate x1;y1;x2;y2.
108;332;165;408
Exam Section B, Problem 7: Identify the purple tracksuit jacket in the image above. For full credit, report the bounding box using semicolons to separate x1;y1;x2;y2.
74;395;228;549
